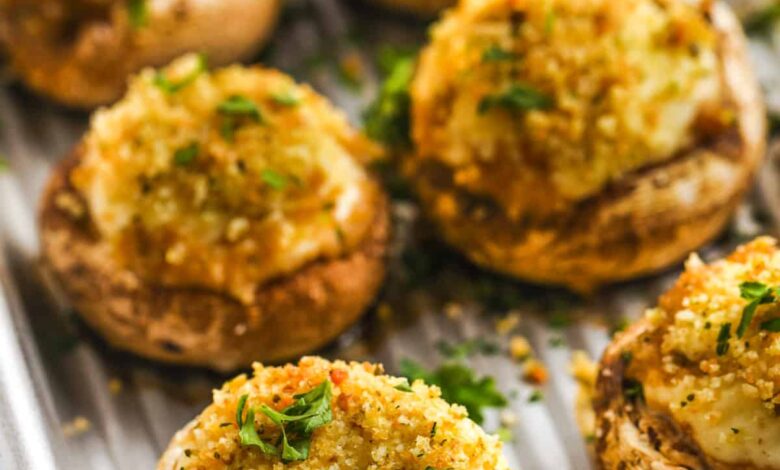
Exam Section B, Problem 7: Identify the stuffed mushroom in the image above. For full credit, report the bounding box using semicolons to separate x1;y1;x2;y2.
39;55;389;371
158;356;509;469
0;0;280;107
593;237;780;469
403;0;765;292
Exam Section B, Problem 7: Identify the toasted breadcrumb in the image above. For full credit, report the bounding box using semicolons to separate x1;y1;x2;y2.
158;357;508;470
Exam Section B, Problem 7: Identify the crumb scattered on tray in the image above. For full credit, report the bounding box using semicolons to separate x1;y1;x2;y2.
62;416;91;438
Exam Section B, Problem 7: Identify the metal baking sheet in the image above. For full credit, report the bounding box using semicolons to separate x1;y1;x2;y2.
0;1;777;469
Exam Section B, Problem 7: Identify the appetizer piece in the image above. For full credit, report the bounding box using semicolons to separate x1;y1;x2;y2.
158;356;509;469
594;237;780;469
40;55;389;371
404;0;765;292
0;0;280;107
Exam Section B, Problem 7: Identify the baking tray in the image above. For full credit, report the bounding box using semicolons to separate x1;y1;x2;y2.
0;1;777;469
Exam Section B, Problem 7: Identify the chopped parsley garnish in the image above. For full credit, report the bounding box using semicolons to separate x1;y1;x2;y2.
399;359;507;424
745;4;780;35
173;142;199;166
760;318;780;332
271;91;301;107
478;84;552;114
127;0;148;29
153;54;207;94
261;169;288;190
716;323;732;356
218;95;263;141
218;95;262;120
622;378;644;402
394;381;413;392
236;380;333;462
528;390;544;403
496;427;513;442
737;281;780;338
363;47;415;149
482;46;515;62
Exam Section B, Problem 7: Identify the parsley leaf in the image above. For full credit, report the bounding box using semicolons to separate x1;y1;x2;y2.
218;95;263;141
271;91;301;107
261;170;288;190
622;378;644;402
760;318;780;332
236;395;279;456
218;95;262;121
716;323;732;356
737;281;779;338
153;54;207;94
394;381;413;392
399;359;507;424
173;142;199;166
363;47;415;150
236;381;333;462
482;46;515;62
478;84;552;114
745;4;780;36
127;0;148;29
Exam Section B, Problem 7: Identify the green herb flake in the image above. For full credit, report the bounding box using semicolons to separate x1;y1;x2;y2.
478;84;552;115
173;142;199;166
394;381;413;392
528;390;544;403
737;281;779;338
363;47;416;149
399;359;507;424
236;380;333;462
429;422;437;438
745;4;780;35
127;0;149;29
153;54;207;94
496;427;513;442
760;318;780;332
218;95;262;121
482;46;515;62
271;91;301;107
716;323;732;356
622;378;644;402
261;169;288;190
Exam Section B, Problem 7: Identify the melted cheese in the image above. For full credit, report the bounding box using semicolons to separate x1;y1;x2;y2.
72;55;381;303
645;381;780;468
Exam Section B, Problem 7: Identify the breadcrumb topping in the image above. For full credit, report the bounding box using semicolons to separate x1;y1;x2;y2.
411;0;729;219
72;55;381;304
157;357;508;470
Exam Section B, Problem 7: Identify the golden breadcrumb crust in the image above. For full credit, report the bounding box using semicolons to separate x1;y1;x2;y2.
158;357;509;470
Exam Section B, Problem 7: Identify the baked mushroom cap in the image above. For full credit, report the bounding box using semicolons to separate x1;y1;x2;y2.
406;0;766;292
157;356;509;469
39;56;389;371
594;237;780;469
0;0;281;107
